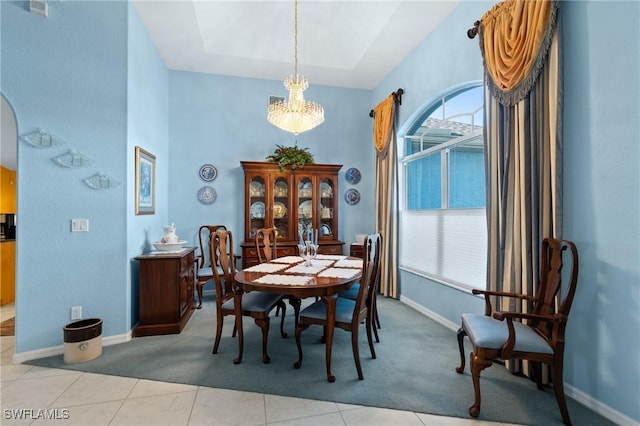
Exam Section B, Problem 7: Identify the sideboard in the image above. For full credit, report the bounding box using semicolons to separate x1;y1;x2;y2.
133;247;195;337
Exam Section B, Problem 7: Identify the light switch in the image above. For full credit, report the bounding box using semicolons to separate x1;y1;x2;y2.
71;218;89;232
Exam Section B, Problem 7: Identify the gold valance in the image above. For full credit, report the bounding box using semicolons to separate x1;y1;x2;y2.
373;95;395;153
479;0;558;105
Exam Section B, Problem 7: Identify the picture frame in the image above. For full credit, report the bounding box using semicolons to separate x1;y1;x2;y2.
135;146;156;215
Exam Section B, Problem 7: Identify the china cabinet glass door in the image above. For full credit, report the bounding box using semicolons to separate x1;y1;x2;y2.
297;176;314;240
272;176;290;240
248;176;266;239
318;176;337;239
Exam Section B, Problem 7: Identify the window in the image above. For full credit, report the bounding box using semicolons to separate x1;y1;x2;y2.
400;82;487;290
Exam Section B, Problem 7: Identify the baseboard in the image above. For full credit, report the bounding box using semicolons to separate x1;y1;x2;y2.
12;331;132;364
564;383;638;426
398;296;638;426
399;295;459;332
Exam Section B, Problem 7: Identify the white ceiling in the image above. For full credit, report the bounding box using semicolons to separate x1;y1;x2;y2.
1;1;461;171
133;0;460;90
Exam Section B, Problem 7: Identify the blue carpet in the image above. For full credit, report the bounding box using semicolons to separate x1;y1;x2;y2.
27;297;613;425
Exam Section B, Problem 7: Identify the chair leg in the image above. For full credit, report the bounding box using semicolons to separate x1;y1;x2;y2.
212;311;224;354
351;325;364;380
365;314;376;360
196;280;204;309
254;318;271;364
277;301;287;338
532;361;544;390
552;358;572;425
372;294;380;343
293;323;309;369
469;352;492;418
455;327;467;373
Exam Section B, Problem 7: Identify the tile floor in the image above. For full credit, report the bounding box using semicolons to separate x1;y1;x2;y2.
1;304;515;425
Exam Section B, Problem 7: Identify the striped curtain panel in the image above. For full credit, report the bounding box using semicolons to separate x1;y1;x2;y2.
480;0;563;375
373;95;398;298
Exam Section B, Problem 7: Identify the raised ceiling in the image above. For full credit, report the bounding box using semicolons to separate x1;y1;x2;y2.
133;1;460;90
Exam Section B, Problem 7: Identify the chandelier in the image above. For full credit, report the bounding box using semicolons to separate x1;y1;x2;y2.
267;0;324;135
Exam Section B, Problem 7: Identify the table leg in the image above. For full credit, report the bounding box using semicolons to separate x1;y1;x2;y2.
321;295;337;382
288;296;301;326
233;290;243;364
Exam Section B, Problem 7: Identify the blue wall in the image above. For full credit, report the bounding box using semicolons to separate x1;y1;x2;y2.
2;0;638;423
376;2;640;423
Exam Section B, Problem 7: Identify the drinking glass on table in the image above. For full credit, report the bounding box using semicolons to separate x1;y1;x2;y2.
304;240;316;267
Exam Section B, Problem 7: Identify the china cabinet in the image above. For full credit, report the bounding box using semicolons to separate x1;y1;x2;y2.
240;161;344;268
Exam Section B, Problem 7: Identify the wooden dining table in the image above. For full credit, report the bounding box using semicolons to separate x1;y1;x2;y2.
233;255;363;382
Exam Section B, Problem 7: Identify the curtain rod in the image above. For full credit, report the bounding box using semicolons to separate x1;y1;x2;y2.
369;88;404;118
467;20;480;39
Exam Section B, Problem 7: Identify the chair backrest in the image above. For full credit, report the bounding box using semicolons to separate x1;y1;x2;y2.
530;238;579;342
255;228;277;263
353;233;382;317
198;225;227;268
209;229;236;303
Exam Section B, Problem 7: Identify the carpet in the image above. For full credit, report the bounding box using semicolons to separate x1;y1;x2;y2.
26;298;612;425
0;317;14;336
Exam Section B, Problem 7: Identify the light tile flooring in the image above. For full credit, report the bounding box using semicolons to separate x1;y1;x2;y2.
1;304;515;426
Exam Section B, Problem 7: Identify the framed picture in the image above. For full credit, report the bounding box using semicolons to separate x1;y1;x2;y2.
135;146;156;215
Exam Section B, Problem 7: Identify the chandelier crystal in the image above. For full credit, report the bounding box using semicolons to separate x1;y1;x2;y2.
267;0;324;135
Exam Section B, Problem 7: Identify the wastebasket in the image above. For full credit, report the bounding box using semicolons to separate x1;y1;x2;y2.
63;318;102;364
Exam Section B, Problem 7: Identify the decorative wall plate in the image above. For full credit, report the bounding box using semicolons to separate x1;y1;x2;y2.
199;164;217;182
345;168;361;185
345;188;361;205
53;149;94;168
197;186;217;205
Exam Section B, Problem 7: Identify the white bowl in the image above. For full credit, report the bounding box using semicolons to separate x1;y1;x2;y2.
152;240;187;251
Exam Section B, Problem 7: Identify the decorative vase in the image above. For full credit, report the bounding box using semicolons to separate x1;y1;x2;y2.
161;223;179;243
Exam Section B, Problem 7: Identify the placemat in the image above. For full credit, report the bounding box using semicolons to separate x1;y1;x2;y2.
315;254;347;260
285;263;327;274
253;274;312;285
333;259;363;268
242;263;288;273
271;256;304;264
317;267;361;279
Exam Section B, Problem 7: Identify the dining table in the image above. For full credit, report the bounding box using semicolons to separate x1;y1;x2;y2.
233;254;363;382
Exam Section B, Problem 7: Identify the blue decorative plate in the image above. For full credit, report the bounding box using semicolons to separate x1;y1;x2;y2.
345;167;361;185
197;186;217;205
344;188;360;205
199;164;217;182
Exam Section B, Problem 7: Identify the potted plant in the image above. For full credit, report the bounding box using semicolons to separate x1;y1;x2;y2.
266;143;315;171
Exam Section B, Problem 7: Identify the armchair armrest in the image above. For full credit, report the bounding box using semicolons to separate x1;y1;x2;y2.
472;289;537;316
492;310;565;357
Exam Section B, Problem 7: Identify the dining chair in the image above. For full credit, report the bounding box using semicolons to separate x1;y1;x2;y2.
255;227;277;263
210;229;287;364
338;233;383;342
294;233;381;380
455;238;579;425
194;225;227;309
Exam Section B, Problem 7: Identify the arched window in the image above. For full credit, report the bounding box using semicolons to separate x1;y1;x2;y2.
400;82;486;290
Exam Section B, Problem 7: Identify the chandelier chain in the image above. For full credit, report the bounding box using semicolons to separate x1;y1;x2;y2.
294;0;298;77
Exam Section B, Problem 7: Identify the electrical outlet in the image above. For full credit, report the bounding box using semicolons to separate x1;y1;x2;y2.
71;306;82;320
71;219;89;232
